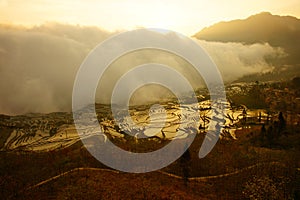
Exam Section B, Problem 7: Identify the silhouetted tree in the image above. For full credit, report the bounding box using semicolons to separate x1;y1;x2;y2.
161;130;166;139
199;107;210;133
242;108;247;127
292;77;300;88
266;110;271;124
258;112;262;123
278;112;286;134
180;147;191;186
260;124;267;144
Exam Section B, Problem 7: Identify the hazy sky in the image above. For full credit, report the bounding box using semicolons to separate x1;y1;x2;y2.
0;0;300;35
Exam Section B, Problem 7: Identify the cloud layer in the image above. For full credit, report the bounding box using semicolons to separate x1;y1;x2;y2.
198;40;285;82
0;23;284;115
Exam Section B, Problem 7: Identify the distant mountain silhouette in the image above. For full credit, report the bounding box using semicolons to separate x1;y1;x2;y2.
194;12;300;65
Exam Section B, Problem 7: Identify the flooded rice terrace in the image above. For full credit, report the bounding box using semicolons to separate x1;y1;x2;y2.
0;100;269;152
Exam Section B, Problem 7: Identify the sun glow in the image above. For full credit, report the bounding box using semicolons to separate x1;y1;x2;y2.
0;0;300;35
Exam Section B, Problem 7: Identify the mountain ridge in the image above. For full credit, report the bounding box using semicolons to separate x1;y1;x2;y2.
194;12;300;66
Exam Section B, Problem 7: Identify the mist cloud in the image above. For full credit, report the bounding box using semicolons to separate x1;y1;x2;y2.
0;23;110;115
0;24;284;115
197;40;285;82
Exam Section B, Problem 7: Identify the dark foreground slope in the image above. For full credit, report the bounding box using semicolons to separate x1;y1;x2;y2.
1;128;299;199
